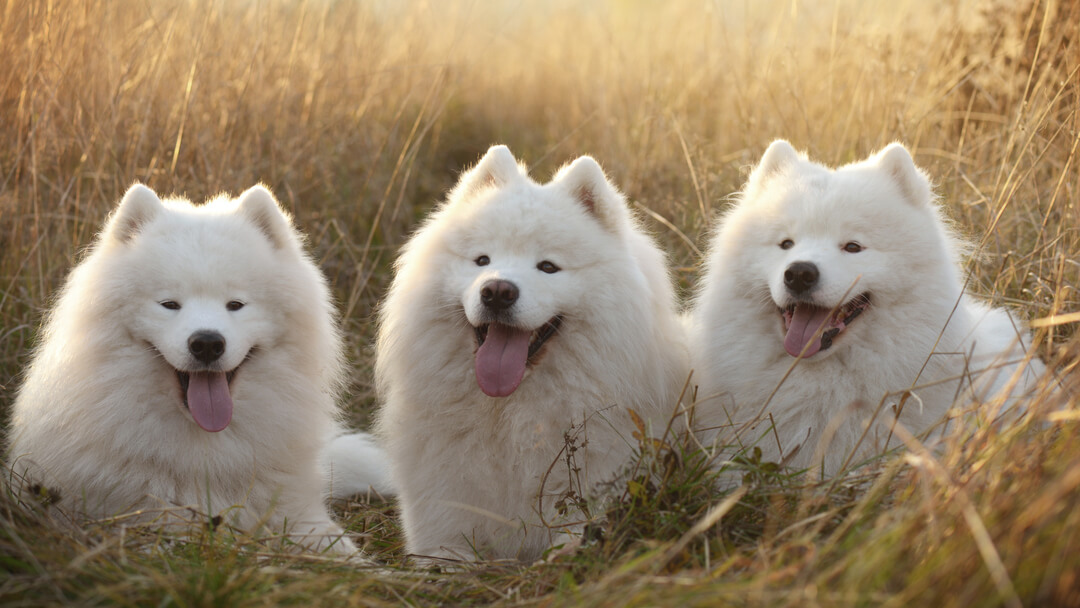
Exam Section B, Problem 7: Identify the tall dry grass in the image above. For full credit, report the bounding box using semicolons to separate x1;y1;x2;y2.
1;0;1078;605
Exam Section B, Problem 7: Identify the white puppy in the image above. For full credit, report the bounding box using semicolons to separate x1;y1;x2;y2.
8;184;379;554
689;141;1043;474
376;145;688;562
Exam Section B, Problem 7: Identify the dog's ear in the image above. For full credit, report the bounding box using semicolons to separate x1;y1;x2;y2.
237;184;296;249
874;143;932;206
105;184;164;243
451;145;525;199
748;140;802;188
551;155;628;233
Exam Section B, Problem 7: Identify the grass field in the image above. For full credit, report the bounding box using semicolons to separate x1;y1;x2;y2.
1;0;1079;605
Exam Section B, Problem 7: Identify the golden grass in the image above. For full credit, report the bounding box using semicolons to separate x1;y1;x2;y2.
1;0;1078;605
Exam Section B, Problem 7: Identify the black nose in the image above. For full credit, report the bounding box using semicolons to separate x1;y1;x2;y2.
188;331;226;364
784;261;819;294
480;279;519;311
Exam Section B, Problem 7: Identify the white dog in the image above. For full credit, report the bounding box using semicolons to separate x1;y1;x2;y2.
375;145;688;562
689;141;1043;474
7;184;379;554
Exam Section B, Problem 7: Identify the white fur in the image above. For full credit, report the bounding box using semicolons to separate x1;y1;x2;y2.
376;145;689;563
326;432;395;498
8;184;359;554
689;141;1044;475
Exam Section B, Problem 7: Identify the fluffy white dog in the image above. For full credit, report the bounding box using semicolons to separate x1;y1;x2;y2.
689;141;1043;474
376;145;688;562
8;184;376;554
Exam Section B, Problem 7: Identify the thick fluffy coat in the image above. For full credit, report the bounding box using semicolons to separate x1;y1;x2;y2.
376;146;688;562
689;141;1042;474
8;185;355;553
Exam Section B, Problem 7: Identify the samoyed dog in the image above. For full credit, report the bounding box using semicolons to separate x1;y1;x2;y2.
376;145;688;563
689;141;1043;475
7;184;381;554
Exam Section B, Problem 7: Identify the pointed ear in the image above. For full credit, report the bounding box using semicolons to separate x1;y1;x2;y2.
551;156;628;232
748;140;803;188
874;143;932;206
450;145;525;200
236;185;296;249
105;184;164;243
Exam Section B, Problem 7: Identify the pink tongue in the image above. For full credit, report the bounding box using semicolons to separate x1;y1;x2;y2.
187;371;233;432
784;304;833;358
475;323;531;397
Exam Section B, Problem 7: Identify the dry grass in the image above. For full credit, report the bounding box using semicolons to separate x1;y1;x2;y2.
1;0;1078;605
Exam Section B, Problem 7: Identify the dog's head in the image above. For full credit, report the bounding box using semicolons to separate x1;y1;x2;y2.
100;184;329;431
415;145;639;397
719;140;959;360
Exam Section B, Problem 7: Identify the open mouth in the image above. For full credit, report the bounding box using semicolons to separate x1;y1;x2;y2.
174;364;243;433
176;368;239;399
473;316;563;397
780;293;870;358
474;316;562;360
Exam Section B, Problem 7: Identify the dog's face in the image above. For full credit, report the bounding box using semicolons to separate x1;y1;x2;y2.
449;194;594;398
720;141;953;360
100;185;306;431
425;146;634;397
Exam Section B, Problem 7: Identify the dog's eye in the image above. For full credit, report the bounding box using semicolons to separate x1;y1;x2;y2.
160;300;181;310
842;242;864;253
537;260;561;274
475;255;490;266
780;239;794;250
226;300;245;311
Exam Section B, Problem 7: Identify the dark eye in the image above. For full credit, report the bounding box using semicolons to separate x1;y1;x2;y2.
160;300;181;310
537;260;561;274
780;239;794;250
843;242;864;253
475;255;490;266
226;300;245;311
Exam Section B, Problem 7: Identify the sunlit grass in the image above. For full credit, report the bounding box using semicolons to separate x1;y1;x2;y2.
1;0;1078;605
